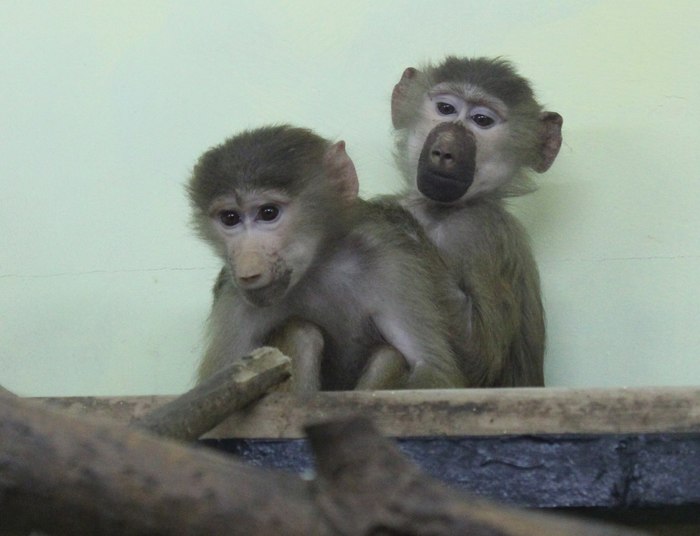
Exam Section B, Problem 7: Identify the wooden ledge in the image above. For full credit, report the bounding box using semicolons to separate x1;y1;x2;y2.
32;387;700;517
39;386;700;439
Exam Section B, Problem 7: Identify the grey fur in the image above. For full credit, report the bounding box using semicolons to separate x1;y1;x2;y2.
390;57;563;386
189;125;468;390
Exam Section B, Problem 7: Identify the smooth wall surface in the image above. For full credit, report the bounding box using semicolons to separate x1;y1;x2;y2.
1;1;698;395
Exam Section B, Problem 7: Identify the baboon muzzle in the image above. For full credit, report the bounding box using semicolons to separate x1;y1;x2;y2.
417;123;476;203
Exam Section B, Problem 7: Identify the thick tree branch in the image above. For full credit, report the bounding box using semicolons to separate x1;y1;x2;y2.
0;394;329;536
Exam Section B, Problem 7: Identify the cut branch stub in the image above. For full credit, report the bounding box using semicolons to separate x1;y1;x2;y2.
132;346;291;440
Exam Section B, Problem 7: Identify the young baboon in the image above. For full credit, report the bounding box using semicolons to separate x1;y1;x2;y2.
390;57;563;386
188;125;468;391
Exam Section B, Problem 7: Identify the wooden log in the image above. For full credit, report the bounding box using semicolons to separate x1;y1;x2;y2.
131;346;290;440
0;394;330;536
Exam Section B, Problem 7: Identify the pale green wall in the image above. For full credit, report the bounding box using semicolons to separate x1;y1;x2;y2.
1;1;699;395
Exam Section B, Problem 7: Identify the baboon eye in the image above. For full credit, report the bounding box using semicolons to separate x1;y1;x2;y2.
436;102;457;115
218;210;241;227
471;113;495;128
258;204;280;222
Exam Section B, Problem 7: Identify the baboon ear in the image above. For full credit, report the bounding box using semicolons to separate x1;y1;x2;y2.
533;111;563;173
391;67;419;129
323;141;359;203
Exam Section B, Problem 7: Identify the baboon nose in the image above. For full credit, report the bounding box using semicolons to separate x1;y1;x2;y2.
431;149;455;169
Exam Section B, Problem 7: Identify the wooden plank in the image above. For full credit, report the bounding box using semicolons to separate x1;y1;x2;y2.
39;386;700;439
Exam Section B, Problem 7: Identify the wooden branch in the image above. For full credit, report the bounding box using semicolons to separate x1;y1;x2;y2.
132;347;290;440
307;417;647;536
0;394;330;536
